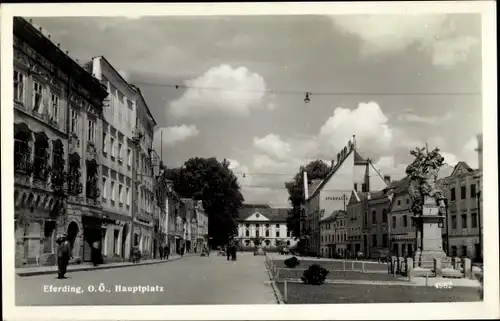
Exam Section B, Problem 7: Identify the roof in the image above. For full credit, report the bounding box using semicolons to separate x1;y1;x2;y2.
92;56;137;95
242;203;271;208
238;206;289;222
450;161;474;177
129;84;157;127
354;151;368;164
308;179;323;196
320;210;346;223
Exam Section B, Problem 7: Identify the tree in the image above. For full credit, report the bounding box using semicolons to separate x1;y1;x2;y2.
285;160;331;238
160;157;244;247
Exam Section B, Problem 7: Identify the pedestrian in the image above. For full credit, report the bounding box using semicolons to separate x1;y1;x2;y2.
164;244;170;260
180;246;184;257
159;244;164;260
91;240;101;267
231;245;237;261
56;234;70;279
226;245;231;261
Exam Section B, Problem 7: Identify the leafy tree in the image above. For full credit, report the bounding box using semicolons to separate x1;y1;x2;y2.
159;157;244;247
285;160;331;238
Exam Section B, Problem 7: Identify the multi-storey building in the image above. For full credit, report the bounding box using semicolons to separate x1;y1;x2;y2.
130;85;157;258
158;178;183;256
195;200;209;251
181;198;197;253
303;138;388;255
85;56;138;261
13;17;108;266
441;161;482;261
365;188;391;258
237;204;297;250
319;210;347;258
346;190;367;257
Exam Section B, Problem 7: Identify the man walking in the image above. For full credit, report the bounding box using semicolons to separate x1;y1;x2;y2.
57;234;70;279
164;244;170;260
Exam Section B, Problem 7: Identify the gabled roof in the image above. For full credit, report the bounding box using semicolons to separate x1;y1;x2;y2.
450;161;474;177
238;206;289;222
320;210;346;223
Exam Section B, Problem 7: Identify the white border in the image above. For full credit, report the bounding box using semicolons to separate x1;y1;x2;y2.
1;2;498;320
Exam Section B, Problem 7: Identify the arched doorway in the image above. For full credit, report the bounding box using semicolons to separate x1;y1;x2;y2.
121;224;129;259
67;221;79;256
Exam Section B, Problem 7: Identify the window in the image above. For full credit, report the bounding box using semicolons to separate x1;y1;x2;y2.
461;214;467;229
470;184;476;198
245;230;249;237
451;215;457;229
286;229;290;237
70;109;78;134
50;93;59;120
111;182;115;201
372;234;377;247
102;178;107;199
265;230;269;237
354;183;358;191
460;186;466;200
471;212;477;228
245;223;249;228
103;132;108;154
87;119;95;143
364;212;368;227
406;198;409;205
14;70;25;103
450;188;456;201
276;224;280;229
397;200;401;206
403;215;408;227
276;230;280;237
382;209;388;223
371;211;376;224
110;138;115;157
118;143;123;162
32;81;43;112
392;216;397;229
361;183;367;193
127;148;132;166
125;187;130;206
382;234;388;246
119;184;123;204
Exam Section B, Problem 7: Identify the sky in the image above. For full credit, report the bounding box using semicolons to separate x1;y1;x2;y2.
29;14;483;208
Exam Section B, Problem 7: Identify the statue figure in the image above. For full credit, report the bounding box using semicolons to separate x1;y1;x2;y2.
405;146;445;215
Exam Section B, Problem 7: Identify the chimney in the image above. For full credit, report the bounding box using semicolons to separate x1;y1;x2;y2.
384;175;391;183
331;159;335;168
337;153;341;164
303;171;309;200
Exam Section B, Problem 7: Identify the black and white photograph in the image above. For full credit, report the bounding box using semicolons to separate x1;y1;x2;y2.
1;2;498;320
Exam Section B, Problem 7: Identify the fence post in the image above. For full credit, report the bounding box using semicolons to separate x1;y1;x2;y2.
284;279;288;302
352;261;354;271
425;271;429;287
343;260;346;271
362;262;365;272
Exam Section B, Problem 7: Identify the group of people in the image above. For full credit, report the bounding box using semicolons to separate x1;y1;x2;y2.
225;239;238;261
158;244;170;260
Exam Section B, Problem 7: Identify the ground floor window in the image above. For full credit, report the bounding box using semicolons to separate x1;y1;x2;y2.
114;230;120;255
43;221;56;254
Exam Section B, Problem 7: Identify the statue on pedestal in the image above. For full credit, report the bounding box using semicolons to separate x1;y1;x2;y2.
406;146;447;268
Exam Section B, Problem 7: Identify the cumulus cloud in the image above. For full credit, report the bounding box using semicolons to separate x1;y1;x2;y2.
169;64;273;118
440;152;459;166
317;101;393;157
331;15;479;67
373;155;408;181
253;134;293;161
398;112;453;125
154;125;199;147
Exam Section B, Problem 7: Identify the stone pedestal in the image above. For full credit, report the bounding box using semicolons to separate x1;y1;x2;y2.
412;196;447;269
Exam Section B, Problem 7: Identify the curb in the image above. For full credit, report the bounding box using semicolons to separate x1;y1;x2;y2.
17;255;193;277
264;258;286;304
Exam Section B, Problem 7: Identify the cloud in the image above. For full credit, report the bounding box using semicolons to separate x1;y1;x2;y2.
397;112;453;125
154;125;199;147
440;151;459;166
169;64;272;118
373;156;408;181
317;101;393;157
253;134;292;161
331;15;479;67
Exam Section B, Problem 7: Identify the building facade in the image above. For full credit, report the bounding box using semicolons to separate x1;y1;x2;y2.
320;210;347;258
303;138;388;255
346;190;367;257
441;162;482;261
13;17;108;266
237;205;297;250
195;200;208;252
86;56;138;262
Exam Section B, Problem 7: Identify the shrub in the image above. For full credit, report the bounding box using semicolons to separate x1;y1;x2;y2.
301;264;329;285
284;256;300;268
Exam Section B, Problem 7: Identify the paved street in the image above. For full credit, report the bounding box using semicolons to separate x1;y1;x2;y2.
16;252;277;305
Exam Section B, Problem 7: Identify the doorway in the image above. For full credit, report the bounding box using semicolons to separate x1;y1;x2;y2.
83;227;102;262
67;221;79;257
121;224;128;259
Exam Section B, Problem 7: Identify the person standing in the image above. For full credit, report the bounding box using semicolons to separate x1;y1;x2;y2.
57;234;70;279
91;240;101;267
159;243;164;260
164;244;170;260
226;244;231;261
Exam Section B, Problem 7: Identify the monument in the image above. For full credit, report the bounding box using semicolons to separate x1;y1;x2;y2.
406;146;447;269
